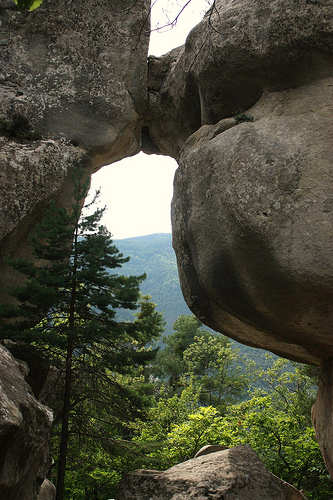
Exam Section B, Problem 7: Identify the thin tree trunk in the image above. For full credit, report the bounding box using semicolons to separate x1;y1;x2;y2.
56;225;78;499
56;339;73;500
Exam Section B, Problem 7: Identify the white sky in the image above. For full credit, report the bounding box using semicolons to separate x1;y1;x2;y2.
88;0;211;239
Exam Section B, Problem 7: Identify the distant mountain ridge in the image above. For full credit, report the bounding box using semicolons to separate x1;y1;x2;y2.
114;233;191;336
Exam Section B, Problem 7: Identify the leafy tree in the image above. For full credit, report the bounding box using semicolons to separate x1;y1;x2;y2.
135;383;200;470
154;315;249;410
154;315;209;389
135;356;332;499
0;170;164;499
183;330;249;412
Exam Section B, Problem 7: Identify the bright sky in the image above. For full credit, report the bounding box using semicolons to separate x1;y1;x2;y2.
88;0;212;239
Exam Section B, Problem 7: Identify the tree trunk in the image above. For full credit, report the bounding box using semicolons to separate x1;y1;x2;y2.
56;340;73;500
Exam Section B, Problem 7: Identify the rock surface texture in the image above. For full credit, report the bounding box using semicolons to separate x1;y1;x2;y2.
115;444;307;499
0;0;150;302
147;0;333;367
0;345;53;500
312;359;333;478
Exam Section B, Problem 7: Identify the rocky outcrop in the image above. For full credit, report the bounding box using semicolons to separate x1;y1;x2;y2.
171;77;333;367
0;0;149;164
147;0;333;472
0;344;53;500
115;444;307;499
37;479;56;500
0;0;150;301
0;0;333;489
145;0;333;158
148;1;333;366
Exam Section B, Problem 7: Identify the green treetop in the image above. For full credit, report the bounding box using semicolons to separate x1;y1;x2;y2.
0;169;164;500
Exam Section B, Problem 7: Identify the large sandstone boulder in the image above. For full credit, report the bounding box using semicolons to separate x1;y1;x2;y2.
0;0;149;164
147;0;333;473
148;0;333;377
0;0;150;300
115;444;307;499
0;344;53;500
146;0;333;158
172;77;333;367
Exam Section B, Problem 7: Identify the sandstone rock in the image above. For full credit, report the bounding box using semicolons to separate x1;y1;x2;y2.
0;137;87;303
146;0;333;158
312;360;333;478
0;0;150;165
0;0;150;302
172;77;333;367
37;478;56;500
0;344;53;500
194;445;229;458
115;444;306;499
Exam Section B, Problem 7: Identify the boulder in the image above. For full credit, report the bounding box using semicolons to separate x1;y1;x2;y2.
0;344;53;500
37;478;56;500
115;444;307;499
0;0;150;301
0;0;149;164
146;0;333;158
0;137;87;303
172;77;333;366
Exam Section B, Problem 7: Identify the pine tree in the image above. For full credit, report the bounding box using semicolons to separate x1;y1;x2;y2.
0;169;164;499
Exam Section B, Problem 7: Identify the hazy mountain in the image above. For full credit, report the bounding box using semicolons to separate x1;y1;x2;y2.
114;233;191;336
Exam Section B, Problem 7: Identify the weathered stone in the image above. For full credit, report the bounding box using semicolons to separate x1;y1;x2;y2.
194;445;229;458
115;444;306;499
146;0;333;158
0;344;53;500
173;76;332;365
172;77;333;367
0;0;150;165
270;473;308;500
0;137;87;303
37;478;56;500
312;360;333;478
0;0;150;302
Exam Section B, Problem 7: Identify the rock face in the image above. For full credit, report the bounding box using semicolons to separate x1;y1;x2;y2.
115;444;306;499
36;479;56;500
146;0;333;367
0;0;150;301
146;0;333;472
312;359;333;478
145;0;333;158
0;0;333;491
171;78;333;367
0;345;53;500
0;0;149;164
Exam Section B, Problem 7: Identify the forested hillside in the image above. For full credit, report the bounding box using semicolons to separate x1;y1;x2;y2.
114;233;191;336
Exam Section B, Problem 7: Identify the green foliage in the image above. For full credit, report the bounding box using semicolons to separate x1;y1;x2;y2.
183;329;249;412
13;0;43;11
134;356;332;499
162;406;224;464
135;384;200;469
234;113;254;124
0;169;165;499
154;315;249;411
153;315;209;388
114;234;192;336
